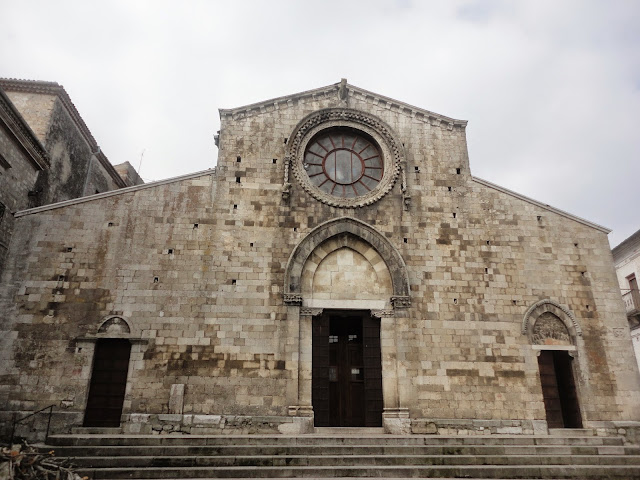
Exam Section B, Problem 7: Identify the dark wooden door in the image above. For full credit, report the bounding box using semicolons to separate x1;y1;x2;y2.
553;351;583;428
363;315;383;426
83;339;131;427
312;316;331;426
312;311;383;427
537;350;582;428
328;316;365;426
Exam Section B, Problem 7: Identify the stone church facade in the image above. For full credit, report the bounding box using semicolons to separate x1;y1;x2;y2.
1;80;638;438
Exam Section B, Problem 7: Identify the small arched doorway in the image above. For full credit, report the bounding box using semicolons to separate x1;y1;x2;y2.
524;300;584;428
83;317;133;427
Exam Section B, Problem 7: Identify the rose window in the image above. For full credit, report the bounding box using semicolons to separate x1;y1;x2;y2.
303;130;383;199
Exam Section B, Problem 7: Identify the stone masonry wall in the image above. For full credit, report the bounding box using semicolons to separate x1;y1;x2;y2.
0;126;40;276
0;85;638;436
5;90;122;205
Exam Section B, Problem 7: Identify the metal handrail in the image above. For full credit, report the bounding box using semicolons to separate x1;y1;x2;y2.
8;404;56;447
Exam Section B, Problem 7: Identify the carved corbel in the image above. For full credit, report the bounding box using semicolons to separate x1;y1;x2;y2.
371;309;395;318
300;307;323;317
282;182;292;202
390;295;411;309
283;293;303;306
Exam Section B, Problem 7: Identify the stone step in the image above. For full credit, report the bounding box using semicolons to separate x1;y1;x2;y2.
75;464;640;479
548;428;596;437
313;427;385;435
46;443;640;457
46;434;626;447
69;454;640;468
71;427;123;435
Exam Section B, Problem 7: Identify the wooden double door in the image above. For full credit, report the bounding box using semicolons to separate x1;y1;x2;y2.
537;350;582;428
312;311;383;427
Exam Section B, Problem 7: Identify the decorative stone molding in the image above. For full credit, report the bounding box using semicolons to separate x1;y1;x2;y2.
98;316;131;335
281;183;292;202
613;327;626;338
285;108;405;208
531;312;572;346
522;299;582;340
75;315;149;346
390;295;411;309
300;307;323;317
283;293;303;306
284;217;410;300
371;309;395;318
288;405;314;417
219;80;467;130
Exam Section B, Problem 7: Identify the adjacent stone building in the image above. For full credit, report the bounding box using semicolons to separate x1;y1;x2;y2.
612;228;640;377
0;79;143;275
1;80;639;439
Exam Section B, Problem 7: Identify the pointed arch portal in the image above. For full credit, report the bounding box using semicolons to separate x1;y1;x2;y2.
284;217;411;430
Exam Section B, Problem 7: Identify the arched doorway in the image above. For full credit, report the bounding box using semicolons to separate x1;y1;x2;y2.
284;217;410;429
523;300;584;428
83;338;132;427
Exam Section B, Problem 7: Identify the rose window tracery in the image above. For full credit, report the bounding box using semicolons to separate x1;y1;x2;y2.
303;130;383;199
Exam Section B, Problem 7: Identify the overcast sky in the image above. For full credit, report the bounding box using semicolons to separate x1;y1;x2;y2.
1;0;638;246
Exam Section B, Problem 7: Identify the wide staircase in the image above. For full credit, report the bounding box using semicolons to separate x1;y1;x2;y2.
42;429;640;479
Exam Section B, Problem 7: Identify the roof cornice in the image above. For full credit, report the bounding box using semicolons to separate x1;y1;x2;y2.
219;80;468;129
612;228;640;262
0;78;126;188
0;88;50;170
472;176;610;234
14;168;216;218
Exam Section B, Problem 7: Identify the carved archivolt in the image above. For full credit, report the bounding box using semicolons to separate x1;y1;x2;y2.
531;312;572;346
97;316;132;335
522;299;581;343
284;217;410;305
284;108;405;208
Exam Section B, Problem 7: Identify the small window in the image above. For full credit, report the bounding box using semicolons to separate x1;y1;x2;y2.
236;156;241;162
0;153;11;170
236;177;241;183
272;159;277;164
456;168;461;174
